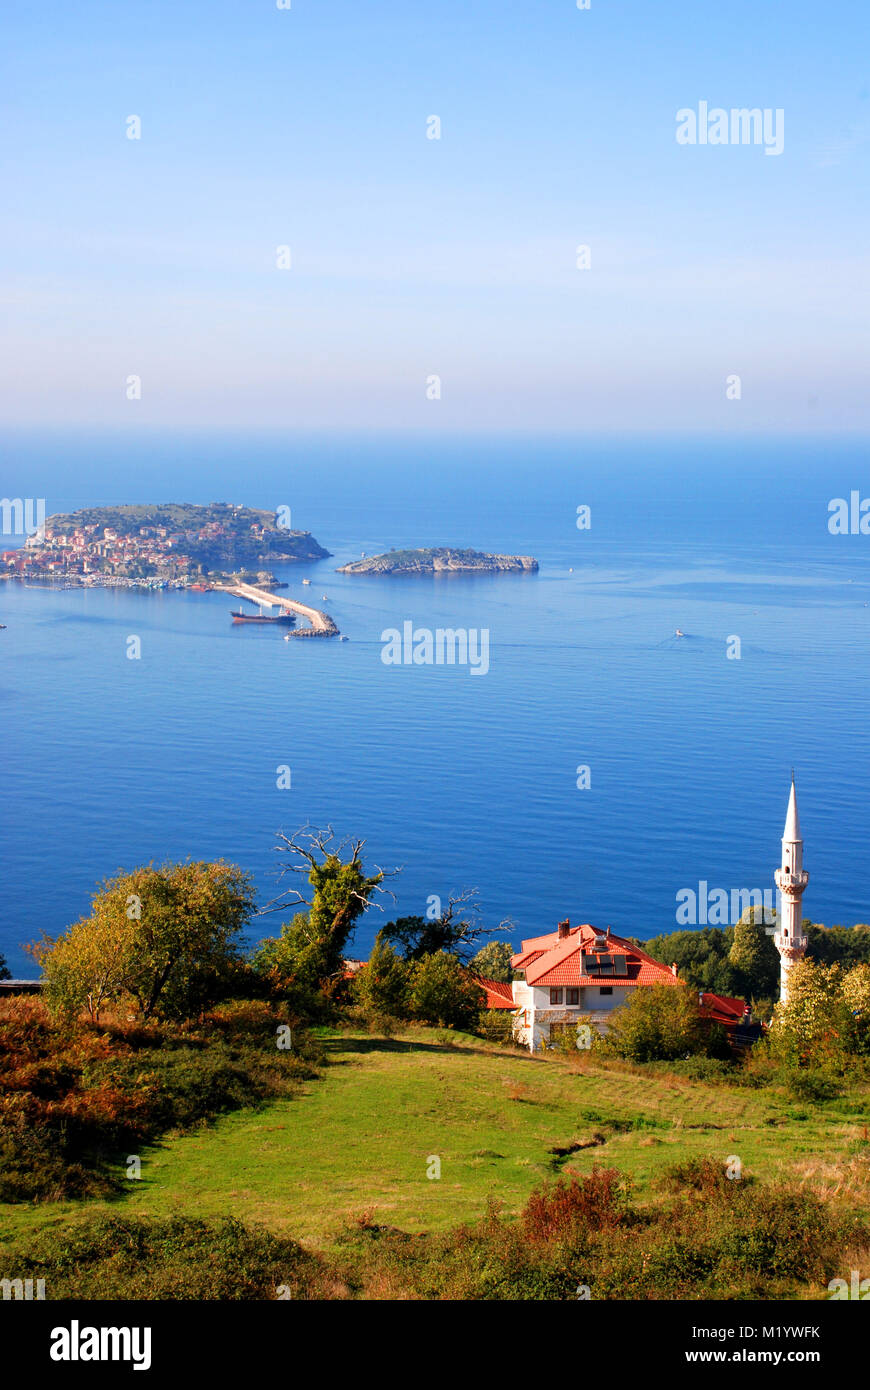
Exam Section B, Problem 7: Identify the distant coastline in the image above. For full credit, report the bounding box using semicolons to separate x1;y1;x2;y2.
1;502;330;590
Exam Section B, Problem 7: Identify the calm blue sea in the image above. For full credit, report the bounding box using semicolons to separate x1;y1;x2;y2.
2;430;869;975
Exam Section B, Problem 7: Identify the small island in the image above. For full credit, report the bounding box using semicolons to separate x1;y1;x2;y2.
3;503;330;590
336;547;538;575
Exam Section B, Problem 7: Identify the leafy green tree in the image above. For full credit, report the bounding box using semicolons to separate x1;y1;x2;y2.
842;963;870;1055
767;960;855;1067
604;985;728;1062
807;923;870;969
409;953;485;1030
381;890;501;963
254;828;392;999
38;904;133;1022
352;934;412;1018
38;861;254;1022
470;940;514;983
729;908;780;1000
0;951;10;981
643;926;740;996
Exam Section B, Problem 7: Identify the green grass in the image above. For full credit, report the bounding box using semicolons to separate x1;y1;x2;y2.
2;1027;869;1255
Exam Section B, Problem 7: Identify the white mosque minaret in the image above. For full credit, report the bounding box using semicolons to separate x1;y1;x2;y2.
773;776;809;1004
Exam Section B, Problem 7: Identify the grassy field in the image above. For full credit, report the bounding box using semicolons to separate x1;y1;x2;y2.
3;1026;869;1257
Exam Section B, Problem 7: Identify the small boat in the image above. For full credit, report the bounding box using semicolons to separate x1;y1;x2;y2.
339;635;348;641
675;628;685;638
301;578;311;585
283;633;293;641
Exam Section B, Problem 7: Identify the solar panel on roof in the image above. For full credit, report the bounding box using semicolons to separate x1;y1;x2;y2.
613;955;628;976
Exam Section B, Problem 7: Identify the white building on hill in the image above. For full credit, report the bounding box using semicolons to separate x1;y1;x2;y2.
511;921;681;1051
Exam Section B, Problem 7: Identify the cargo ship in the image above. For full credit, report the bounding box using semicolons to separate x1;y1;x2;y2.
231;607;295;626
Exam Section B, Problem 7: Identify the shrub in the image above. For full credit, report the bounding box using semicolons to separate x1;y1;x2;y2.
521;1167;624;1244
20;1215;335;1300
477;1009;515;1044
662;1155;751;1195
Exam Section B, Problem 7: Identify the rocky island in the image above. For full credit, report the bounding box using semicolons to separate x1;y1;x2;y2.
2;503;330;589
336;547;538;575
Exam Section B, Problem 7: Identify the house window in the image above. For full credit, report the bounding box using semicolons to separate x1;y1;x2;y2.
566;988;580;1006
599;986;613;996
549;988;563;1005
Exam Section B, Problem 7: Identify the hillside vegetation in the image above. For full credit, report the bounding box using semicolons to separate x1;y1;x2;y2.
2;1025;867;1299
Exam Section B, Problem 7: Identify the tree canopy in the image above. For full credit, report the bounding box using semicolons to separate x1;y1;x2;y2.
381;890;503;963
37;861;255;1021
470;940;515;983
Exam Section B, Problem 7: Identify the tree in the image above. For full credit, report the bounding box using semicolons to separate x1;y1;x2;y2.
728;908;780;1000
352;934;412;1019
470;940;514;983
767;960;855;1067
842;963;870;1055
409;953;485;1030
0;951;10;981
254;827;396;997
604;985;727;1062
642;926;738;995
38;861;255;1022
807;923;870;969
38;906;133;1023
381;890;504;963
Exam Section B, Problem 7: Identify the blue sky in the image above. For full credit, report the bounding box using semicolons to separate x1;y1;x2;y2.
1;0;867;431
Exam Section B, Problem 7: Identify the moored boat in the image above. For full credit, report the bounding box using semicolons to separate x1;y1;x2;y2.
231;609;295;625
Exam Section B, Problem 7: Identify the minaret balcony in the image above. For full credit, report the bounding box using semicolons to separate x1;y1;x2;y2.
774;932;808;954
775;870;809;891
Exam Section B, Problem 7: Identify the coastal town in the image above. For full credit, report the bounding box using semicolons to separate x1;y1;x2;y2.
0;502;329;589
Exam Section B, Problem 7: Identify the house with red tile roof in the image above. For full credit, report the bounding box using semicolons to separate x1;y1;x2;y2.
511;918;681;1051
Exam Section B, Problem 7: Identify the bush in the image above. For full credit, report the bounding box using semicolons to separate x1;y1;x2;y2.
782;1066;843;1102
662;1155;751;1195
20;1215;335;1300
522;1168;624;1244
477;1008;515;1044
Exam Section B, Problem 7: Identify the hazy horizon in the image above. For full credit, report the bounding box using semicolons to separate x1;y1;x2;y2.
2;0;868;432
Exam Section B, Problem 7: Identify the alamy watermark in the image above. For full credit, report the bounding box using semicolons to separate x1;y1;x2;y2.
676;883;776;926
828;492;870;534
381;622;490;675
676;103;784;156
1;497;45;537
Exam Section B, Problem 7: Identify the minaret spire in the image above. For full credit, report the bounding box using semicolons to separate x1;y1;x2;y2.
773;775;809;1004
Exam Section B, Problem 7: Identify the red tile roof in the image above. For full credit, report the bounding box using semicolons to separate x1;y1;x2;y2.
699;992;750;1025
473;977;516;1010
512;922;681;990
